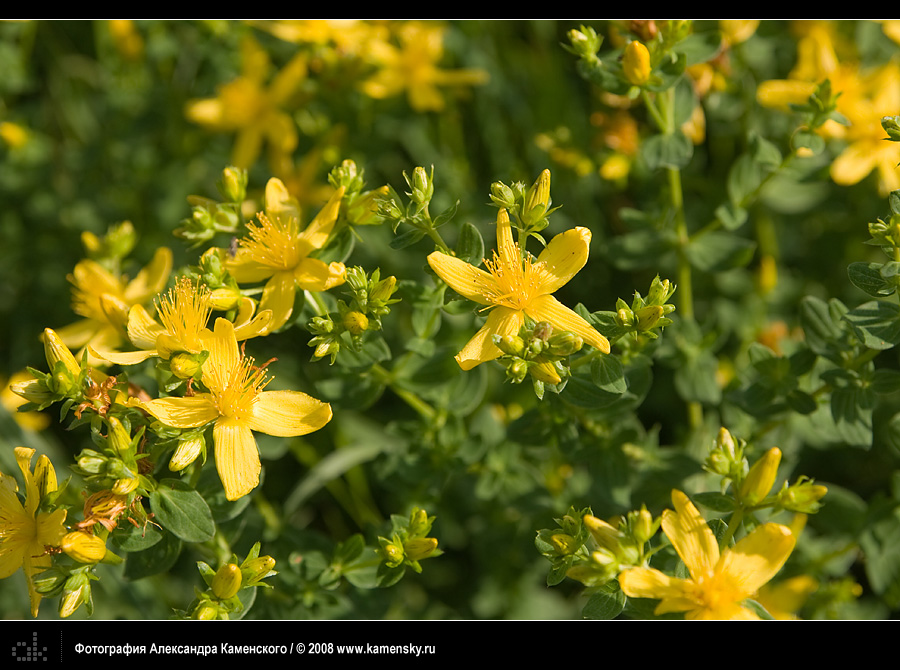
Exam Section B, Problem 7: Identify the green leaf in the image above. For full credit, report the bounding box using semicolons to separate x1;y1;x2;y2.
389;227;426;249
714;202;748;231
727;154;764;206
149;479;215;543
641;131;693;170
455;221;484;264
848;262;896;297
582;580;626;619
123;530;182;580
692;491;737;512
591;353;627;394
843;300;900;350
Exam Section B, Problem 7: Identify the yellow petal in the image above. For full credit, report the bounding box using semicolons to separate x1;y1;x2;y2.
232;298;273;340
126;304;166;350
455;307;524;370
264;177;301;227
142;395;219;429
123;247;173;305
213;417;261;501
535;226;591;294
246;390;332;437
14;447;39;515
226;248;278;284
495;208;519;267
259;271;297;332
295;186;345;256
831;141;877;186
293;257;346;292
89;344;159;366
717;522;795;597
662;490;720;583
756;80;818;110
526;294;610;353
426;251;494;305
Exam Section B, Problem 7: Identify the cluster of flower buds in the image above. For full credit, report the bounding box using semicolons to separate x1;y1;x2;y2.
704;426;748;484
376;507;440;575
71;416;146;496
493;320;584;397
489;169;559;238
307;266;399;364
175;166;247;244
329;159;390;227
190;542;277;620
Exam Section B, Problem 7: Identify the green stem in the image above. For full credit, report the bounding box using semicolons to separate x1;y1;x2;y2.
720;507;744;550
369;363;436;421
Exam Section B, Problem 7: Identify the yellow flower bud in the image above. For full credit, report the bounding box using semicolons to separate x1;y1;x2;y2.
169;434;205;471
382;543;404;567
193;602;221;620
342;310;369;335
106;416;133;456
33;454;58;500
209;287;243;311
623;41;651;86
739;447;782;506
169;352;204;379
524;169;551;218
212;563;242;600
242;555;276;585
583;514;622;553
403;537;438;562
43;328;81;378
61;531;107;564
529;359;562;385
549;533;578;555
112;477;139;495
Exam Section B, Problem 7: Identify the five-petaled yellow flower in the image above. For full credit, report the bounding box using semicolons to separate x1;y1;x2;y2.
0;447;67;617
89;275;271;366
618;490;796;620
426;208;610;371
227;178;346;333
137;318;332;500
54;247;173;364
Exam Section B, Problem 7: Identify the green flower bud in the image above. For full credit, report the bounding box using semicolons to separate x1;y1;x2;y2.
779;478;828;514
212;563;242;600
242;556;277;586
9;377;53;405
549;533;578;555
490;182;516;209
193;601;221;620
59;574;91;618
616;308;635;327
635;305;664;331
883;116;900;142
548;331;583;356
533;320;554;342
496;335;526;356
630;506;656;545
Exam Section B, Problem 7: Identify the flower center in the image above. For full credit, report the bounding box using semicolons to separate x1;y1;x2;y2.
155;277;212;353
480;250;543;311
209;355;272;421
240;212;302;271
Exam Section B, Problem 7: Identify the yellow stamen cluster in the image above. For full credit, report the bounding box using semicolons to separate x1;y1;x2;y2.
480;251;543;311
208;356;272;421
155;277;213;352
240;212;300;270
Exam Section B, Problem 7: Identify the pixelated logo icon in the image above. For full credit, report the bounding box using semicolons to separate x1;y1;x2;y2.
11;631;47;661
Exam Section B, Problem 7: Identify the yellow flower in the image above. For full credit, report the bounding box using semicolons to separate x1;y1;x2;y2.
829;62;900;195
185;36;307;170
0;447;67;617
426;208;610;371
618;490;796;620
54;247;173;364
89;275;271;366
756;574;818;620
226;178;346;333
138;318;332;500
360;21;488;112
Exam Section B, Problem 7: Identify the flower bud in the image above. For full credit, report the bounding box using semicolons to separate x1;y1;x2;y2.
739;447;781;506
403;537;438;562
883;116;900;142
170;433;205;471
616;308;635;327
43;328;81;379
548;331;583;356
529;359;562;384
496;334;526;357
61;531;107;563
549;533;578;555
409;166;433;204
212;563;242;600
583;514;622;553
635;305;664;331
533;320;554;342
220;166;248;202
370;275;398;303
59;574;91;618
106;416;133;457
242;556;277;585
490;181;516;209
342;310;369;335
381;542;404;567
630;506;656;545
112;476;139;495
524;169;551;221
9;377;53;405
779;479;828;514
623;41;651;86
193;602;221;620
33;454;58;499
210;287;243;311
169;352;205;380
99;293;130;331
